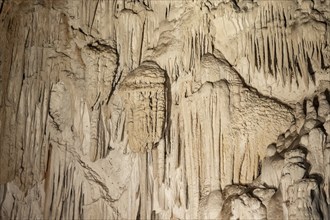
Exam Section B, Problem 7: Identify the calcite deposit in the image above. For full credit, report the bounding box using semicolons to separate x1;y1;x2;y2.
0;0;329;219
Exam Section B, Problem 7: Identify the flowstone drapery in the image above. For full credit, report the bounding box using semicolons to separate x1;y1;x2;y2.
0;0;329;219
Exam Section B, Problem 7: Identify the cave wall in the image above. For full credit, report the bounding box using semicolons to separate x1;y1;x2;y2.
0;0;329;219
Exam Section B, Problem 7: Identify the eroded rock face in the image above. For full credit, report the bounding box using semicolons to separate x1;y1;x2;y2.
0;0;329;219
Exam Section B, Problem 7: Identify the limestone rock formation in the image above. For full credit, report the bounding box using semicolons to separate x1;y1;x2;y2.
0;0;329;219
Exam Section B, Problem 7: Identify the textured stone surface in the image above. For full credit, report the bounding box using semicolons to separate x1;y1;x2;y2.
0;0;329;219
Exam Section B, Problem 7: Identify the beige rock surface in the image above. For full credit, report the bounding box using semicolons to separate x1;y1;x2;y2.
0;0;329;219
